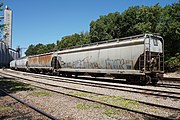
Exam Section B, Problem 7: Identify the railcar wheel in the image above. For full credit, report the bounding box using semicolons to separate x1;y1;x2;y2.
139;80;148;85
151;78;158;85
66;73;72;77
139;76;149;85
126;76;136;84
74;74;78;78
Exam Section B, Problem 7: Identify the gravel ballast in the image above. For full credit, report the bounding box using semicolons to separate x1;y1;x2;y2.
0;69;180;119
0;91;49;120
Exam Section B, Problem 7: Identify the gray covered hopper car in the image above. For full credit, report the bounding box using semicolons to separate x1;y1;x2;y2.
0;41;19;68
55;34;164;84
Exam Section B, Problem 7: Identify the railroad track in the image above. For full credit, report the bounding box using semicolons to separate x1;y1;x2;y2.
0;70;179;120
157;83;180;89
6;69;180;89
18;71;180;99
163;77;180;83
2;69;180;101
0;88;59;120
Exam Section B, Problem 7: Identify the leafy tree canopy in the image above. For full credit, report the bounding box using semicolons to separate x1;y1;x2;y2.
56;31;90;50
90;3;179;58
25;2;180;71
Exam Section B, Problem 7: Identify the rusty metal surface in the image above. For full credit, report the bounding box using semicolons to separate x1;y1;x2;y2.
28;53;53;67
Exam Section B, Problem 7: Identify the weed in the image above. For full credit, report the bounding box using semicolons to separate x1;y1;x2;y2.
30;91;52;97
70;91;90;97
9;86;33;91
92;104;102;109
76;103;91;110
0;106;12;113
76;103;102;110
102;108;118;117
93;95;140;110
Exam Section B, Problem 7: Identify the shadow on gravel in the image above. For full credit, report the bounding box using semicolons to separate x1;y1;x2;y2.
0;110;38;120
0;77;33;97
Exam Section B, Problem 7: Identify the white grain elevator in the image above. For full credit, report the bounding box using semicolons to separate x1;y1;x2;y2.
4;5;12;48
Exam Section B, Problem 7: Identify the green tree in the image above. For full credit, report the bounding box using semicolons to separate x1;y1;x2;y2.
134;4;162;33
89;3;179;57
57;32;90;49
156;3;180;58
46;43;56;53
35;43;46;54
90;12;121;42
25;44;36;56
25;2;180;72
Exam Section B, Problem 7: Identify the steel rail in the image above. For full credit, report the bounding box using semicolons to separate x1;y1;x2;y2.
0;89;59;120
157;84;180;89
6;69;180;89
163;77;180;82
24;80;180;111
20;72;180;99
0;72;178;120
29;73;180;95
9;79;177;120
1;70;180;100
1;71;180;111
158;83;180;88
31;86;177;120
22;79;180;110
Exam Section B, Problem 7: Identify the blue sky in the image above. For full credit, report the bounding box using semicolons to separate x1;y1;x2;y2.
2;0;178;53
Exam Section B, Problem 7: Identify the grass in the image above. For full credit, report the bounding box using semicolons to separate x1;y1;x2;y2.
69;91;140;110
92;95;140;110
76;103;102;110
102;108;118;117
69;91;90;97
76;103;91;110
30;91;52;97
91;104;102;109
76;103;119;117
9;85;33;91
0;106;12;113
